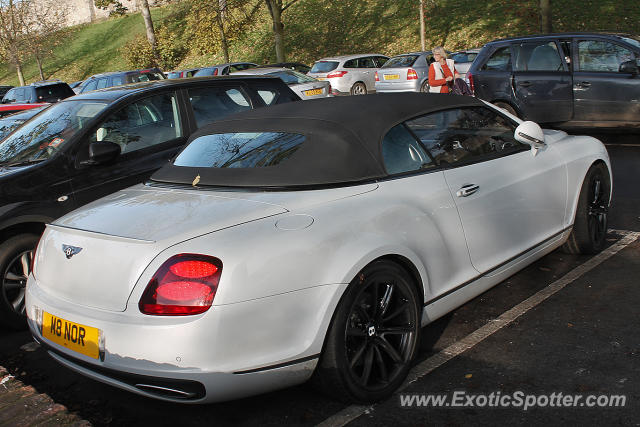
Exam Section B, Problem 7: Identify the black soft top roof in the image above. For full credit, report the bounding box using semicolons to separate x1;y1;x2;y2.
151;93;484;189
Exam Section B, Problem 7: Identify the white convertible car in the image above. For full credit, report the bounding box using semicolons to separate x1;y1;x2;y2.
26;94;611;403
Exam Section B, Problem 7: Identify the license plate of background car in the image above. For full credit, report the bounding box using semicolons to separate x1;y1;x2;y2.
304;88;323;96
42;311;100;359
384;74;400;80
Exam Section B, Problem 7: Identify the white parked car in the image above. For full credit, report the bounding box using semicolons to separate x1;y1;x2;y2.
307;54;389;95
231;67;330;100
26;94;611;404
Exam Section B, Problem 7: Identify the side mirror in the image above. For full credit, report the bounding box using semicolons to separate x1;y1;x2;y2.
81;141;121;165
619;60;639;75
514;121;545;147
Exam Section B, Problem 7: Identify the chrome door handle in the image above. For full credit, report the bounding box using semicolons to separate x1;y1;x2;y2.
518;81;532;87
575;81;591;89
456;184;479;197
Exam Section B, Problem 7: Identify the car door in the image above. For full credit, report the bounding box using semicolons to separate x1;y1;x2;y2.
472;45;513;103
406;106;567;274
511;40;573;122
359;56;378;91
378;123;477;298
69;91;190;208
572;38;640;124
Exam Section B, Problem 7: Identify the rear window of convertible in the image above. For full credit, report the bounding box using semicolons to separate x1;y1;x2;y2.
173;132;306;168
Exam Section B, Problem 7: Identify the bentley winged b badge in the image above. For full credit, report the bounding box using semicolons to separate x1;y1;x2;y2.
62;244;83;259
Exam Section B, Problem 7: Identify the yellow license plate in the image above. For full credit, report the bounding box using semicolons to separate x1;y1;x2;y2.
384;74;400;80
304;88;323;96
42;311;100;359
316;77;327;81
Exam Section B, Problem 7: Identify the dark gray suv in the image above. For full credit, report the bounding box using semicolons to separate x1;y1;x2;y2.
467;32;640;130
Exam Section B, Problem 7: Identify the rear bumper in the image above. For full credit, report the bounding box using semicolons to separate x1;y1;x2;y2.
375;81;421;92
26;275;346;403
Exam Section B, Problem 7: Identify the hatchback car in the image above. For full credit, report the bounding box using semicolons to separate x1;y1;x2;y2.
193;62;257;77
231;67;330;100
2;81;75;104
467;32;640;129
374;51;436;93
26;94;610;404
308;54;389;95
0;76;299;329
77;68;165;94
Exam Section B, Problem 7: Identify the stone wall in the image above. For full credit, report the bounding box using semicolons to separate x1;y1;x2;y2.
49;0;162;27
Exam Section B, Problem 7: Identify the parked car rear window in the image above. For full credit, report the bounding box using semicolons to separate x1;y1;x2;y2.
35;84;75;103
128;72;164;83
382;55;419;68
451;52;478;63
270;70;316;85
482;46;512;71
311;61;339;73
174;132;306;168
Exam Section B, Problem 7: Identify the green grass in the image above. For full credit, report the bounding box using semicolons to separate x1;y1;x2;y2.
1;0;639;85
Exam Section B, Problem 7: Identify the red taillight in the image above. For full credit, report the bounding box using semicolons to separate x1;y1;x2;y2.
213;68;219;76
375;71;379;82
327;70;348;78
407;68;418;80
139;254;222;316
328;83;332;94
467;72;475;95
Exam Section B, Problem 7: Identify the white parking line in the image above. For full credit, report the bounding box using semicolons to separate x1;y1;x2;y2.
317;229;640;427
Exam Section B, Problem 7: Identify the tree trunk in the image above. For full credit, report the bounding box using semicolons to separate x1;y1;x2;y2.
87;0;96;22
265;0;285;62
15;60;25;86
540;0;552;33
216;0;229;62
35;56;45;80
139;0;159;65
419;0;425;51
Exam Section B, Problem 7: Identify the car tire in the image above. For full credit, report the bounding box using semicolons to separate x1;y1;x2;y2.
313;259;421;403
562;163;610;255
0;233;39;330
420;81;430;92
350;82;367;96
493;101;519;118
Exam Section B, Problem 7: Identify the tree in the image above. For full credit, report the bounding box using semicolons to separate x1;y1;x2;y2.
419;0;425;51
0;0;28;85
264;0;300;62
215;0;230;62
21;0;70;80
540;0;552;33
138;0;159;65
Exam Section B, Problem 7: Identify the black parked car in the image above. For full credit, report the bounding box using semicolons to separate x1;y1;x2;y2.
0;76;300;329
77;68;166;94
0;86;14;98
467;32;640;129
2;81;75;104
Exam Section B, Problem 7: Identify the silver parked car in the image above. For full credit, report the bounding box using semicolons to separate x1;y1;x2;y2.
193;62;257;77
375;51;436;93
307;54;388;95
231;67;330;100
450;48;481;82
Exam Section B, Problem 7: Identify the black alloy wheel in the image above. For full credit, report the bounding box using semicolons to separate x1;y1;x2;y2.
314;260;420;402
0;234;39;330
563;163;610;255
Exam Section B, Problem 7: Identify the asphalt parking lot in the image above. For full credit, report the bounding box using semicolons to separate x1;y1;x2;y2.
0;135;638;426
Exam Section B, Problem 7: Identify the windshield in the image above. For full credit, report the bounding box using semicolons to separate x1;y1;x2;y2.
270;70;316;85
310;61;339;73
0;100;107;165
382;55;419;68
0;107;46;141
128;72;165;83
622;36;640;50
